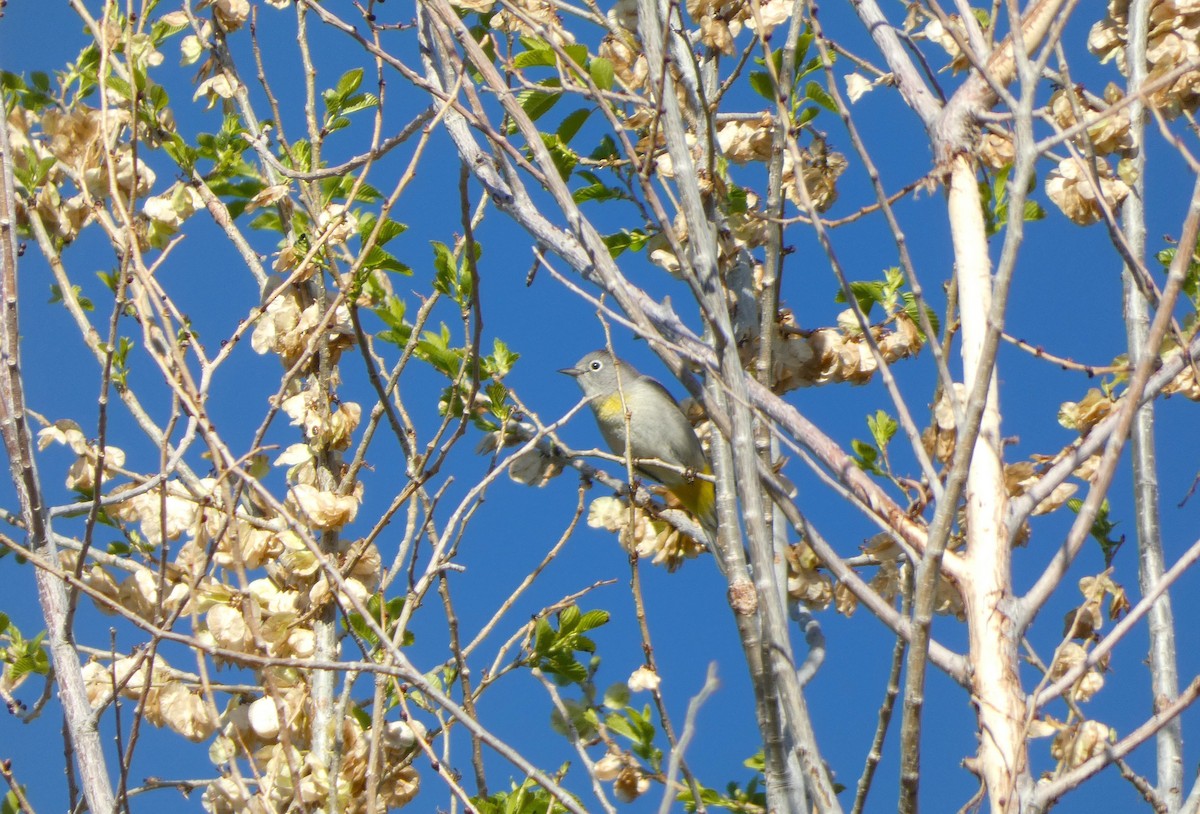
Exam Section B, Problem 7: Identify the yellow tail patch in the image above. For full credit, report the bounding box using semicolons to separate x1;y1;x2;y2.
666;474;716;531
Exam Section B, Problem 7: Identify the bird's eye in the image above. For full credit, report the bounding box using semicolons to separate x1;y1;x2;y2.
590;360;602;371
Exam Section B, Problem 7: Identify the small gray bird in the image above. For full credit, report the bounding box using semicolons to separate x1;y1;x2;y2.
561;349;714;528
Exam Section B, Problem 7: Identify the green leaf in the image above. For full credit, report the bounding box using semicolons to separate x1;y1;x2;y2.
513;49;557;70
770;47;784;76
589;134;619;161
532;616;555;655
562;44;588;68
358;213;408;246
207;178;264;200
432;240;456;289
551;654;588;684
518;35;551;52
837;280;886;315
95;271;119;295
605;710;639;741
576;609;610;633
603;682;630;709
994;167;1009;203
152;14;189;42
471;776;566;814
485;339;519;377
851;438;882;475
162;133;198;171
573;182;623;204
105;75;133;101
49;284;94;312
726;185;749;214
429;240;478;304
901;292;939;339
145;83;171;115
374;295;412;346
349;704;372;731
322;173;384;203
558;604;580;633
1067;498;1123;566
606;705;658;760
516;79;562;123
556;107;591;145
361;246;412;275
804;80;837;112
0;71;24;93
9;636;49;680
1023;199;1046;223
485;381;512;420
527;604;608;686
601;228;648;257
416;326;464;378
868;410;897;450
749;71;776;101
341;93;380;116
248;211;285;234
345;608;379;646
794;29;813;68
288;140;313;172
541;134;578;181
589;57;615;90
344;595;413;649
335;67;364;98
799;54;825;79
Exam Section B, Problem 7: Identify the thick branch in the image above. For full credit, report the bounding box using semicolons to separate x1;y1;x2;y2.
1121;0;1182;805
0;87;116;814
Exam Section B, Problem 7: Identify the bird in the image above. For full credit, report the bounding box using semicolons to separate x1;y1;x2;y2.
560;349;715;532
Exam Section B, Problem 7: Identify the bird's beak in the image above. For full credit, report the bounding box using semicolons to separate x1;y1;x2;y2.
559;366;583;378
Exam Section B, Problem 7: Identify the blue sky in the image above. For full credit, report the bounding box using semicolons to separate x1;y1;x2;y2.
1;2;1199;812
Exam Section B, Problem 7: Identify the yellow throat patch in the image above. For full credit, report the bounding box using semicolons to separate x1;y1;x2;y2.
596;392;629;422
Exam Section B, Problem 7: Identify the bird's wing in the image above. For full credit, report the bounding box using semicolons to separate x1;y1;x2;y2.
635;377;709;472
636;375;682;407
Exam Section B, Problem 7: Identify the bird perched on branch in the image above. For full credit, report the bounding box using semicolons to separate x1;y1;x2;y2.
561;349;716;532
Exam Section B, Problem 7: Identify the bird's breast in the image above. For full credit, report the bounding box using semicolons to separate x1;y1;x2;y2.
595;392;628;422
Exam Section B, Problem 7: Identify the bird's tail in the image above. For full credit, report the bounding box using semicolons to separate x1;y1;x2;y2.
668;470;717;536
